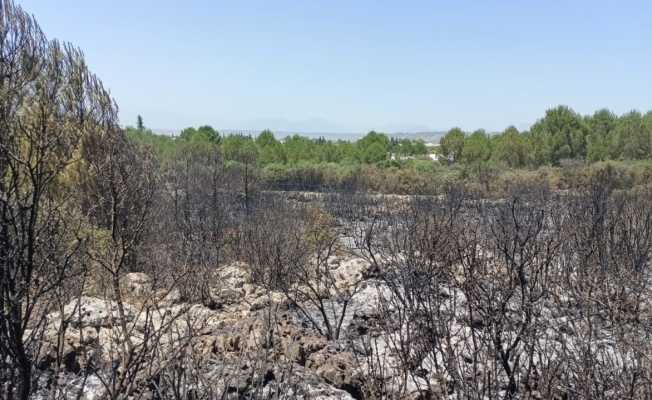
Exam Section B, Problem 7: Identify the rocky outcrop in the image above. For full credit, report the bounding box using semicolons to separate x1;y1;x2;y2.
306;345;364;399
120;272;153;298
35;258;433;399
50;296;136;330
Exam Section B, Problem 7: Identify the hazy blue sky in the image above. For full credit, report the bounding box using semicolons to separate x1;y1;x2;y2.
20;0;652;133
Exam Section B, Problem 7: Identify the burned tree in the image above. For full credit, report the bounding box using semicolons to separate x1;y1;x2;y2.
0;1;120;397
164;141;230;306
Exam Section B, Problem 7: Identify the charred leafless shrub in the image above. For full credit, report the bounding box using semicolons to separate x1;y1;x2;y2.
352;190;466;398
350;182;652;399
459;186;562;398
546;181;652;399
151;315;302;400
243;199;365;341
77;128;173;399
160;142;233;307
242;198;303;291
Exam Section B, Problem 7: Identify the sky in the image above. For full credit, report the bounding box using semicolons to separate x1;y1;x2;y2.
19;0;652;134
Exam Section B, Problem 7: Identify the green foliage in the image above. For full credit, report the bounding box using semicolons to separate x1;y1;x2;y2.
222;134;258;163
256;130;286;164
585;109;617;162
440;128;466;163
614;111;651;160
492;126;529;168
126;127;177;161
412;140;428;155
180;125;220;143
391;138;428;157
127;105;652;194
284;135;318;164
530;105;588;164
357;131;390;163
360;141;387;163
462;129;492;164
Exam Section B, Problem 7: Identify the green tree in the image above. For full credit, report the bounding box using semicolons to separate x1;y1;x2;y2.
336;140;358;163
614;111;651;160
526;128;550;166
492;126;529;168
644;111;652;148
223;134;257;162
585;109;617;162
222;134;258;208
137;115;144;131
461;129;492;164
411;139;428;155
284;134;317;164
256;129;278;147
356;131;390;163
392;139;412;157
644;111;652;128
530;105;588;164
126;127;177;162
391;139;428;157
180;125;220;143
440;127;466;163
256;129;286;165
361;141;388;163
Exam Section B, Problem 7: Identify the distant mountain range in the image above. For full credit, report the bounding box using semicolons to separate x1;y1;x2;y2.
389;131;447;144
152;128;447;144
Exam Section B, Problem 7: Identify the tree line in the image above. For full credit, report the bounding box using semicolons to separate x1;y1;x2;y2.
128;107;652;195
127;124;429;168
130;105;652;171
441;106;652;167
